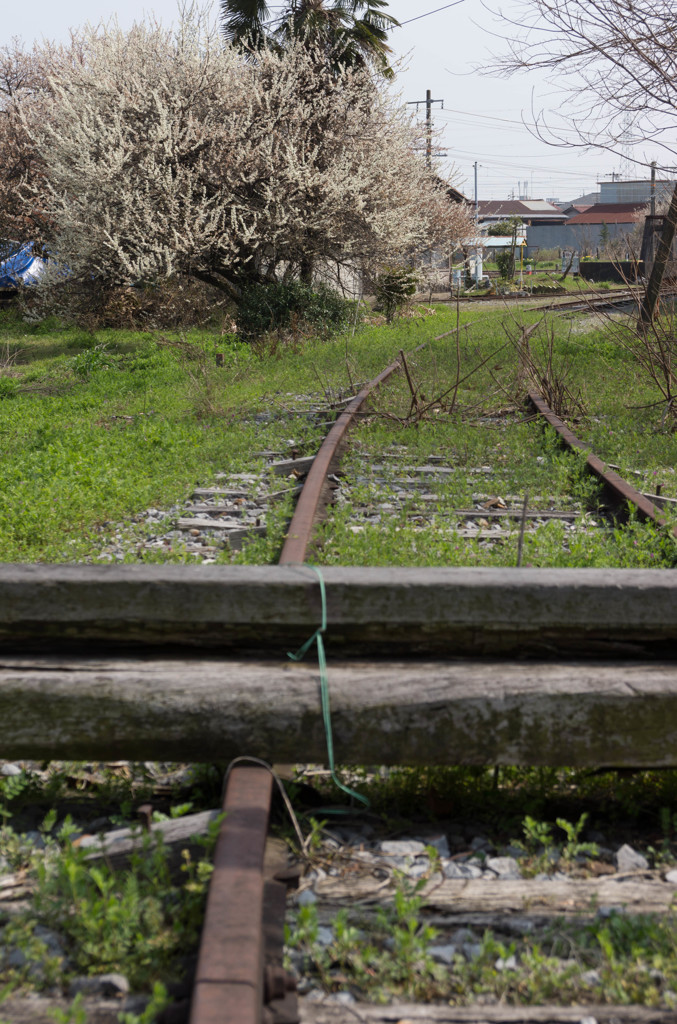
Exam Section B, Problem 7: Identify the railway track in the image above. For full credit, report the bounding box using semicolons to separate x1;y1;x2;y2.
274;358;675;564
433;286;640;311
2;293;676;1023
184;342;677;1024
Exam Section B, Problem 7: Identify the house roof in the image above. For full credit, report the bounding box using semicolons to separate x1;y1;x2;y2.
561;204;593;216
566;202;645;225
432;175;468;204
476;199;564;223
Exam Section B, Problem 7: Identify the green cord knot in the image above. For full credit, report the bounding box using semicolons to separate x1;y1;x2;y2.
287;564;369;808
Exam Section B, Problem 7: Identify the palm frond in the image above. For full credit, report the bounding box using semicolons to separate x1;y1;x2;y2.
221;0;271;45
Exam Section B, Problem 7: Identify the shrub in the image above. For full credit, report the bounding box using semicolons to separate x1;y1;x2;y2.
20;276;233;332
236;281;355;342
495;250;515;280
372;266;418;322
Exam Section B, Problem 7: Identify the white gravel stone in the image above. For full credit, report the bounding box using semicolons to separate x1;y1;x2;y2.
380;840;426;857
429;943;457;964
5;948;27;968
485;856;522;879
34;926;65;956
664;869;677;884
316;927;334;946
419;835;450;858
597;905;625;917
407;859;431;879
495;955;517;971
326;991;356;1005
615;843;649;872
69;973;130;998
442;860;482;880
470;836;492;852
297;889;318;906
0;763;22;776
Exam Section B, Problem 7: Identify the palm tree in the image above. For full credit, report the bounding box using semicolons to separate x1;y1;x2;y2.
220;0;400;77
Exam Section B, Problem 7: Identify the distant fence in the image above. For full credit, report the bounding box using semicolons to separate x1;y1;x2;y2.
579;260;643;283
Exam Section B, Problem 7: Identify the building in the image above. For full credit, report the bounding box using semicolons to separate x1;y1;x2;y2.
525;178;676;256
476;199;565;230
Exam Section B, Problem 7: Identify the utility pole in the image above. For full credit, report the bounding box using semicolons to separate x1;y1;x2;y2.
407;89;444;171
474;161;480;285
650;160;657;216
639;179;677;328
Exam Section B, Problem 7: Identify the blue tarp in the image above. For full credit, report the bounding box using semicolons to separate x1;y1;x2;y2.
0;243;45;288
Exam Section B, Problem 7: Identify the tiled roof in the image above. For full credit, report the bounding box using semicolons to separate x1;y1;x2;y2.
478;200;562;216
567;203;645;224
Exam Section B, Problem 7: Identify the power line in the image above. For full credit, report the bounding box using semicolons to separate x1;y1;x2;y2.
396;1;467;28
436;107;587;138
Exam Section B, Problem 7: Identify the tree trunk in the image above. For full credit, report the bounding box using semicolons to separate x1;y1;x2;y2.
299;254;314;285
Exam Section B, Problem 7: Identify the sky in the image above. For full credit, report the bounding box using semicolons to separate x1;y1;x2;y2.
2;0;656;202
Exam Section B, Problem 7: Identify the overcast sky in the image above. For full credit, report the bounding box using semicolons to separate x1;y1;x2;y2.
3;0;657;202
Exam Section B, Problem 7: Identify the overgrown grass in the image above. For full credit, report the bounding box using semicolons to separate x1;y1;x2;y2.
1;301;676;568
314;310;677;567
0;306;463;562
286;890;677;1008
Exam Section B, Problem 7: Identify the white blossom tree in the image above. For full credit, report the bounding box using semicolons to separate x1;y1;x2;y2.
0;41;48;246
12;11;470;307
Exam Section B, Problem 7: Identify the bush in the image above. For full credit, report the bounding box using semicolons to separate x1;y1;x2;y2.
372;266;418;322
21;276;234;332
495;250;515;280
236;281;355;342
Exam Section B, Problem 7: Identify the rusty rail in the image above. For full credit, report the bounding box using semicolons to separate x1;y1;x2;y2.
279;354;408;564
528;390;676;537
190;766;298;1024
279;331;465;565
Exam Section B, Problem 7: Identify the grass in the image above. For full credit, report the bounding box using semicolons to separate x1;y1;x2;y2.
1;301;676;566
286;894;677;1008
283;763;677;1008
0;306;461;562
313;309;677;567
0;761;226;1019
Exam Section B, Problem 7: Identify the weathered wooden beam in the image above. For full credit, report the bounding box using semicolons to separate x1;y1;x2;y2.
2;656;677;765
315;871;677;918
1;565;677;657
298;1003;675;1023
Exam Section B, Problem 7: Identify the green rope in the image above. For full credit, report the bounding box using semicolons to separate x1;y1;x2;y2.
287;565;369;808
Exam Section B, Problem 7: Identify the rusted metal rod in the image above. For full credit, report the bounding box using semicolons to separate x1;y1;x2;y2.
528;391;674;536
279;329;461;565
190;767;274;1024
278;353;408;565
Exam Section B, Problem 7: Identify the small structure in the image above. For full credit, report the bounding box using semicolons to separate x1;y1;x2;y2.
476;199;565;229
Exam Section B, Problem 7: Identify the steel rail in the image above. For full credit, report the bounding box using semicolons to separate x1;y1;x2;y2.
279;340;433;565
189;766;298;1024
433;286;642;309
528;390;676;538
527;287;640;314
